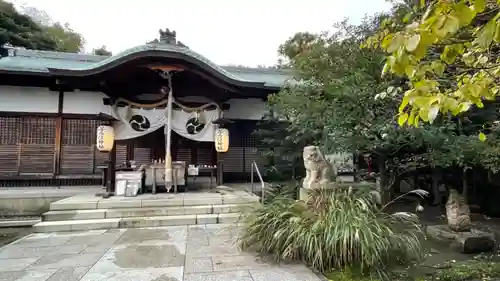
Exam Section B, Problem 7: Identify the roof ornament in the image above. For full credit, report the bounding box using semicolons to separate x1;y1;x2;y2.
148;28;188;48
159;28;177;45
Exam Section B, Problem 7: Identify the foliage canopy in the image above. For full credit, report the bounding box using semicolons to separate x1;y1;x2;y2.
365;0;500;134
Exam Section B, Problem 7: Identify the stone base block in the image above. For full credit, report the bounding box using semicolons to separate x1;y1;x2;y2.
427;224;496;254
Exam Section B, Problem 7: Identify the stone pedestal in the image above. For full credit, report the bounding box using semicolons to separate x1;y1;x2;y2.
299;188;310;201
427;225;496;254
299;182;377;201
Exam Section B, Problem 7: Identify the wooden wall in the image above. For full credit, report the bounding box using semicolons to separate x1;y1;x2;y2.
219;120;267;181
0;116;128;186
0;116;266;186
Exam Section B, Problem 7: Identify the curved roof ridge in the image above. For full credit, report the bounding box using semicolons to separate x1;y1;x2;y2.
0;44;293;88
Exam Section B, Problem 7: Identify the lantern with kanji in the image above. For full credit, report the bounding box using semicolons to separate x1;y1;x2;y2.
214;128;229;153
96;125;115;152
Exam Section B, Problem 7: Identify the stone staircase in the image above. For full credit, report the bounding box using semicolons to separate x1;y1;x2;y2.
33;191;259;232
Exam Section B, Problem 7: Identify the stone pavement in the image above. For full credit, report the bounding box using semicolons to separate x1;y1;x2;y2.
0;224;322;281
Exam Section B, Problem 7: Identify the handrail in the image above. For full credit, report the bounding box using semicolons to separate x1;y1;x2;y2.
250;161;265;203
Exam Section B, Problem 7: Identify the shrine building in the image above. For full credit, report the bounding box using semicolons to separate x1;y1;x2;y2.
0;30;292;188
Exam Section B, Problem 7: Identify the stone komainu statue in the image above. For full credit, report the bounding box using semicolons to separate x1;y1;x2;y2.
446;189;472;232
302;146;337;189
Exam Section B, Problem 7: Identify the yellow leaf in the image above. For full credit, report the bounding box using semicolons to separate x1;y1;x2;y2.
428;106;439;123
479;132;486;142
408;111;416;125
414;115;420;127
406;34;421;52
381;62;390;77
381;34;394;50
398;112;409;126
405;65;415;77
458;102;472;112
399;96;410;112
387;34;403;53
414;96;431;109
419;108;429;122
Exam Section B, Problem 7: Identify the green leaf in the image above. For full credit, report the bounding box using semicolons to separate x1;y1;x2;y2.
431;61;446;75
444;15;460;36
479;132;486;142
494;21;500;42
462;52;475;66
441;45;459;64
454;3;475;26
403;12;412;24
476;19;496;48
473;0;486;13
398;112;409;126
406;34;421;52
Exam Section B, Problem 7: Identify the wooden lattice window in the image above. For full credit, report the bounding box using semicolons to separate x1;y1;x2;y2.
20;117;55;144
61;119;108;174
0;117;21;145
63;119;104;145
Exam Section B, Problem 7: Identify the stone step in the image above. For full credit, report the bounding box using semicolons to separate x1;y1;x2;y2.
49;192;259;211
42;204;256;222
33;213;241;232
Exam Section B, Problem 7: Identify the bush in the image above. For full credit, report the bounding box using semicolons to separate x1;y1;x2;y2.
263;181;300;203
239;187;425;276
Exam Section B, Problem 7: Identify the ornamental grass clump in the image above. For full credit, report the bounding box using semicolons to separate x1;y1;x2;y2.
239;187;425;275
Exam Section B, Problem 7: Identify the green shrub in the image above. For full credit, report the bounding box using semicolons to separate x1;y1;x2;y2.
239;188;425;276
263;181;300;203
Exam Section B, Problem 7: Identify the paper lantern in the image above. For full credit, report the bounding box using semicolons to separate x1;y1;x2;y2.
215;128;229;153
96;125;115;152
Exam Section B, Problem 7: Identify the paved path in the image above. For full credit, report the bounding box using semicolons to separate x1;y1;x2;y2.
0;225;322;281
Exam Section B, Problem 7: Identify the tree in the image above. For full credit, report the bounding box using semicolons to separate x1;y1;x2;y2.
92;45;112;56
366;0;500;137
270;12;500;203
271;19;418;201
19;5;85;52
0;0;58;50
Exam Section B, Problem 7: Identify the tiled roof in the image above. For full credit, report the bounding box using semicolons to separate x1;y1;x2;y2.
0;44;293;88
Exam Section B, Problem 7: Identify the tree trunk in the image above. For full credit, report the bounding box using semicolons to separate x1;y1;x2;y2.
378;156;390;204
462;167;468;204
431;169;441;206
353;152;360;182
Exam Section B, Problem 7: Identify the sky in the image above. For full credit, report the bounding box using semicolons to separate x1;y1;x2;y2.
9;0;392;67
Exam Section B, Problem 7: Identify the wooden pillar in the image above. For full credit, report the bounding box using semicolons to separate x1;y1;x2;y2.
106;142;116;193
53;90;64;175
216;104;223;185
